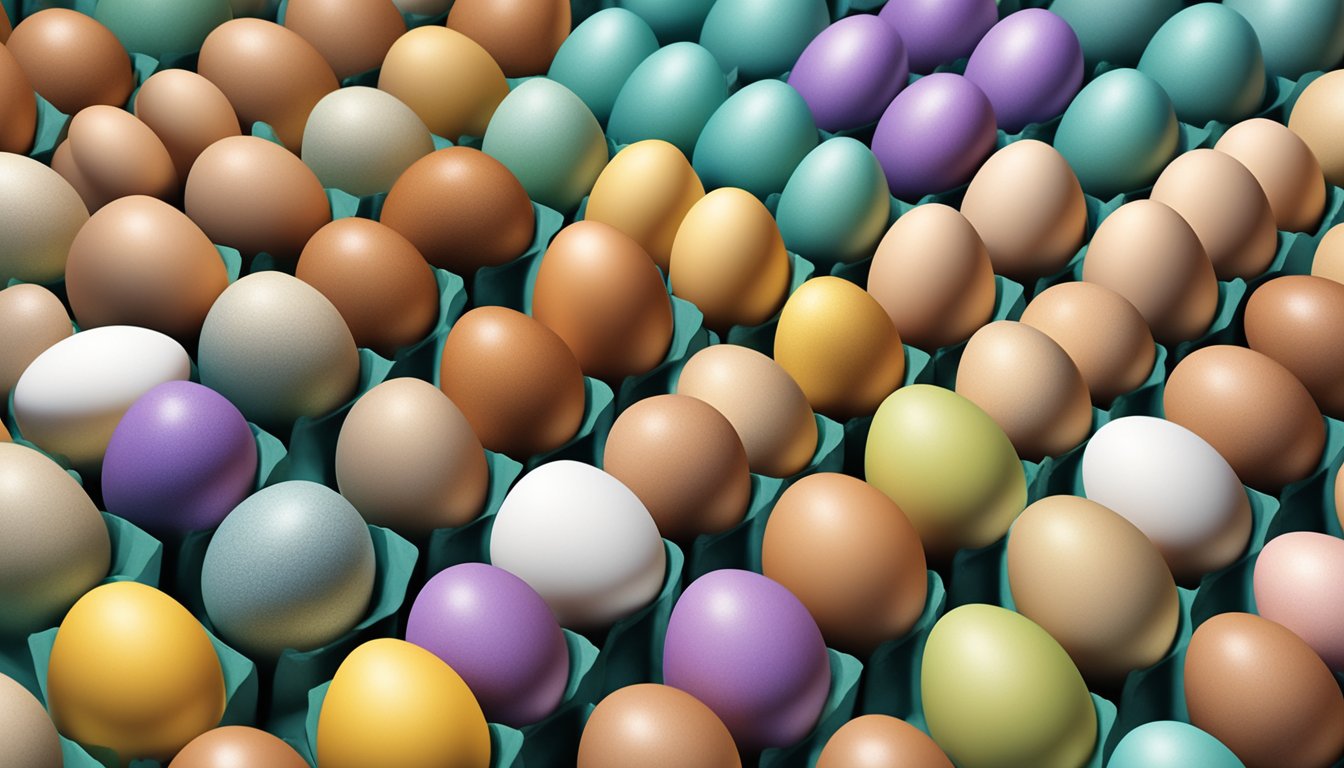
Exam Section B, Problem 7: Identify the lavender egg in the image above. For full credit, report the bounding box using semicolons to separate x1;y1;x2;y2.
663;569;830;752
964;9;1084;132
787;15;909;133
102;380;257;536
879;0;997;74
871;73;996;201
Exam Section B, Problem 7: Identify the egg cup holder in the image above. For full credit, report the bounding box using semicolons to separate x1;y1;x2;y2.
585;539;684;697
420;450;525;578
384;267;469;383
927;275;1027;389
614;295;713;410
707;252;816;356
470;202;566;312
840;345;934;476
756;649;863;768
858;571;947;723
1106;586;1198;755
1273;419;1344;539
684;474;788;581
1186;488;1276;627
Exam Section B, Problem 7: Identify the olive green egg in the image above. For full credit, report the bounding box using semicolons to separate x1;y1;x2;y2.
615;0;715;44
547;8;658;125
692;79;818;200
95;0;233;61
1224;0;1344;80
699;0;829;82
1053;68;1179;200
1048;0;1181;68
607;42;728;156
922;604;1098;768
776;137;889;266
1138;4;1266;126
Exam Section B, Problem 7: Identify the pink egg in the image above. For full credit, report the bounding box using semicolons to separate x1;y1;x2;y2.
1253;531;1344;672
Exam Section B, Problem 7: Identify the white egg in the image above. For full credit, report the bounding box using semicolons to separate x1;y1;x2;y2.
0;153;90;285
489;460;666;630
301;86;435;197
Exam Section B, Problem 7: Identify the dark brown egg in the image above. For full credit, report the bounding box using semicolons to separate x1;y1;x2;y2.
1244;275;1344;419
446;0;570;78
284;0;405;80
0;43;35;154
50;106;177;212
6;9;133;115
168;726;307;768
817;715;953;768
134;69;241;184
577;684;741;768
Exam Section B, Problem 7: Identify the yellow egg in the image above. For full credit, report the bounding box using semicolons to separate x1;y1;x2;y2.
774;276;905;421
317;638;490;768
378;26;508;141
48;582;225;763
585;140;705;272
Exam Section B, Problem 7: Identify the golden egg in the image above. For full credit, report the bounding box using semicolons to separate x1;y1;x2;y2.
585;140;705;272
378;26;508;141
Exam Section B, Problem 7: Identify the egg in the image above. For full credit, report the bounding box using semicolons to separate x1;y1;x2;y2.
197;272;359;429
1289;71;1344;187
283;0;404;80
1215;118;1326;233
51;106;177;212
922;604;1096;768
406;563;568;727
0;153;89;285
490;460;665;630
1080;199;1217;345
775;138;890;266
0;672;61;768
1107;721;1244;768
317;638;489;768
438;307;586;458
197;18;339;149
787;15;908;133
0;4;9;41
578;684;741;768
964;9;1084;132
48;582;226;762
1052;68;1178;199
878;0;998;74
692;79;818;200
1082;416;1253;583
1047;0;1181;69
301;86;433;197
169;726;308;768
94;0;231;61
0;443;109;636
613;0;715;44
663;569;830;752
698;0;828;82
817;716;952;768
584;139;705;271
0;42;35;154
960;140;1086;282
133;70;242;184
547;8;658;125
1185;613;1344;768
1224;0;1344;80
446;0;569;77
0;283;71;403
955;321;1092;461
1315;224;1344;284
1138;4;1265;125
1245;275;1344;419
871;73;996;201
1149;149;1276;280
1254;532;1344;673
6;9;133;114
377;26;507;141
606;42;728;156
102;381;257;537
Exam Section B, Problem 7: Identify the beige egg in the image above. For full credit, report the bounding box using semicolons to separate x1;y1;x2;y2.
51;106;177;212
1288;70;1344;188
0;153;90;285
284;0;405;80
1312;224;1344;285
378;26;508;141
0;284;71;402
585;140;706;272
0;672;61;768
134;69;241;184
1215;118;1326;233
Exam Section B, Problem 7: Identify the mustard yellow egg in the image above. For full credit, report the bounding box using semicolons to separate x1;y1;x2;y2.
585;139;705;272
378;26;508;142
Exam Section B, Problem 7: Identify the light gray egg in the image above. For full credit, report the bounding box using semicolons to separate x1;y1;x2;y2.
0;152;89;285
0;672;61;768
301;86;434;197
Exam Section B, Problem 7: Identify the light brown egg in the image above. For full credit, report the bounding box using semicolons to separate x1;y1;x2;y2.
578;684;741;768
378;26;508;141
0;421;8;442
446;0;570;78
1215;118;1326;233
284;0;405;80
169;726;307;768
1149;149;1277;280
295;218;438;356
762;473;927;656
1081;199;1218;345
0;672;62;768
197;18;339;150
1288;70;1344;188
439;306;586;458
1185;613;1344;768
0;284;70;402
817;715;953;768
585;140;706;272
1165;345;1324;491
0;4;10;42
6;9;133;114
1314;223;1344;285
0;43;35;154
50;106;177;212
1244;275;1344;419
134;69;241;184
865;203;996;351
184;135;331;260
676;344;817;478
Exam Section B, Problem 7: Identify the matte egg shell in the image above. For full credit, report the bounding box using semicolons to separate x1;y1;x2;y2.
578;684;741;768
0;283;71;402
1224;0;1344;80
1108;721;1243;768
446;0;569;78
1316;224;1344;284
283;0;404;80
6;9;133;115
878;0;997;74
1288;70;1344;188
169;726;308;768
0;153;90;285
0;672;61;768
775;137;890;266
133;70;241;184
607;42;728;156
584;139;705;272
1215;118;1325;232
698;0;829;82
817;715;953;768
871;73;996;201
1254;532;1344;673
787;15;909;133
1047;0;1181;69
1138;4;1265;125
693;80;818;200
377;26;508;141
52;106;177;212
1245;275;1344;419
612;0;715;44
964;9;1084;132
547;8;659;125
94;0;231;61
0;43;35;154
301;86;433;197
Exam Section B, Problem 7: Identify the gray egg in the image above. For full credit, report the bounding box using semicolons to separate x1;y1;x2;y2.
201;480;376;659
301;86;435;197
0;153;89;285
0;672;61;768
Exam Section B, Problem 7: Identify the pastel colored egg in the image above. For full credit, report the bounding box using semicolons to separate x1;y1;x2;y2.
692;79;818;200
1138;4;1266;125
871;73;996;201
698;0;829;82
775;138;890;265
607;43;727;156
1254;532;1344;673
94;0;232;61
301;86;434;197
964;9;1084;132
584;139;705;272
1224;0;1344;80
613;0;715;44
1108;721;1243;768
787;15;909;133
547;8;658;125
1048;0;1182;68
879;0;998;74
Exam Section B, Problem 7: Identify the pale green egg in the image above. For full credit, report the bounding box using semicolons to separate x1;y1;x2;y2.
699;0;829;82
775;138;889;266
1138;4;1266;126
607;42;728;155
547;8;658;125
692;79;818;199
1053;68;1179;200
94;0;233;61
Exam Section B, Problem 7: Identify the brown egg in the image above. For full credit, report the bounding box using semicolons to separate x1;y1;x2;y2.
6;10;133;115
0;283;70;403
0;43;35;154
295;218;438;356
184;135;331;260
134;69;241;184
585;140;706;273
197;18;339;150
1288;70;1344;188
446;0;570;78
865;204;995;351
1149;149;1276;280
817;715;953;768
284;0;405;80
1244;275;1344;419
1337;463;1344;533
1185;612;1344;768
169;726;307;768
578;684;741;768
676;344;817;478
1081;199;1217;345
438;306;585;458
1314;224;1344;285
1215;118;1326;233
51;106;177;212
378;26;508;142
955;321;1092;461
380;147;535;275
1;421;8;442
0;4;10;42
1020;282;1155;406
762;473;927;656
1165;345;1324;491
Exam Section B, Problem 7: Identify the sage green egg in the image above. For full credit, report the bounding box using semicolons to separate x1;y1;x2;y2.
95;0;233;61
547;8;658;125
1225;0;1344;80
692;79;818;199
607;42;728;156
1108;721;1244;768
865;384;1025;562
482;78;608;213
1138;4;1266;126
776;138;889;266
699;0;829;82
615;0;715;44
1048;0;1181;68
922;604;1097;768
1053;68;1179;200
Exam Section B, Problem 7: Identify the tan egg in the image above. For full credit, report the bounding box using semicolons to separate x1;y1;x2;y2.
6;10;133;115
335;377;489;534
955;321;1092;461
184;135;331;260
669;188;791;332
285;0;405;80
295;218;438;356
50;106;177;212
0;284;71;402
578;684;741;768
1165;345;1324;491
1245;275;1344;419
0;154;89;285
378;26;508;141
1020;282;1155;406
0;43;35;154
169;726;307;768
676;344;817;478
532;221;673;381
1288;70;1344;188
0;421;8;442
439;306;586;458
0;4;9;42
197;18;339;150
134;69;241;184
1081;199;1217;345
865;203;996;351
1215;118;1326;233
585;140;705;272
1312;223;1344;285
817;716;953;768
959;140;1086;282
446;0;570;78
1149;149;1276;280
762;473;927;656
0;671;61;768
774;276;906;421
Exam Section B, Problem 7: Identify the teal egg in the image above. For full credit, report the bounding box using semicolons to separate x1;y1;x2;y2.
1138;4;1266;126
94;0;233;61
607;42;728;155
699;0;830;82
616;0;716;44
1225;0;1344;80
482;78;609;213
692;79;818;199
547;8;659;125
1053;68;1178;200
1108;721;1245;768
1048;0;1181;68
776;138;889;266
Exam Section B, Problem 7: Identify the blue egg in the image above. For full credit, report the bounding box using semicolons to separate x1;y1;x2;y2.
1048;0;1182;69
615;0;716;43
1224;0;1344;80
699;0;830;82
547;8;659;125
776;138;890;266
1138;4;1266;126
1108;721;1245;768
692;79;819;199
608;42;729;155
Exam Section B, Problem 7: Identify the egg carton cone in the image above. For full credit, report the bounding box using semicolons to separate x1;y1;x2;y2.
684;474;788;580
758;648;863;768
927;275;1026;388
713;252;815;355
614;295;713;409
840;345;935;477
421;450;525;578
585;539;684;697
1273;419;1344;539
1188;487;1277;626
384;267;469;382
1107;586;1198;756
470;202;566;312
858;571;948;722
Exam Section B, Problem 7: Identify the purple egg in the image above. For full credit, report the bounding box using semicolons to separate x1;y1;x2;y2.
101;380;257;536
662;569;830;752
871;72;997;201
879;0;998;74
406;562;569;727
787;15;910;133
964;9;1084;132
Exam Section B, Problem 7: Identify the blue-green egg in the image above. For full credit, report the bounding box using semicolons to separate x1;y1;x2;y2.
776;137;889;266
1048;0;1181;68
94;0;233;61
607;42;728;155
547;8;658;125
1053;68;1178;200
699;0;829;82
1225;0;1344;80
615;0;716;44
1138;4;1265;126
693;79;818;199
1108;721;1245;768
